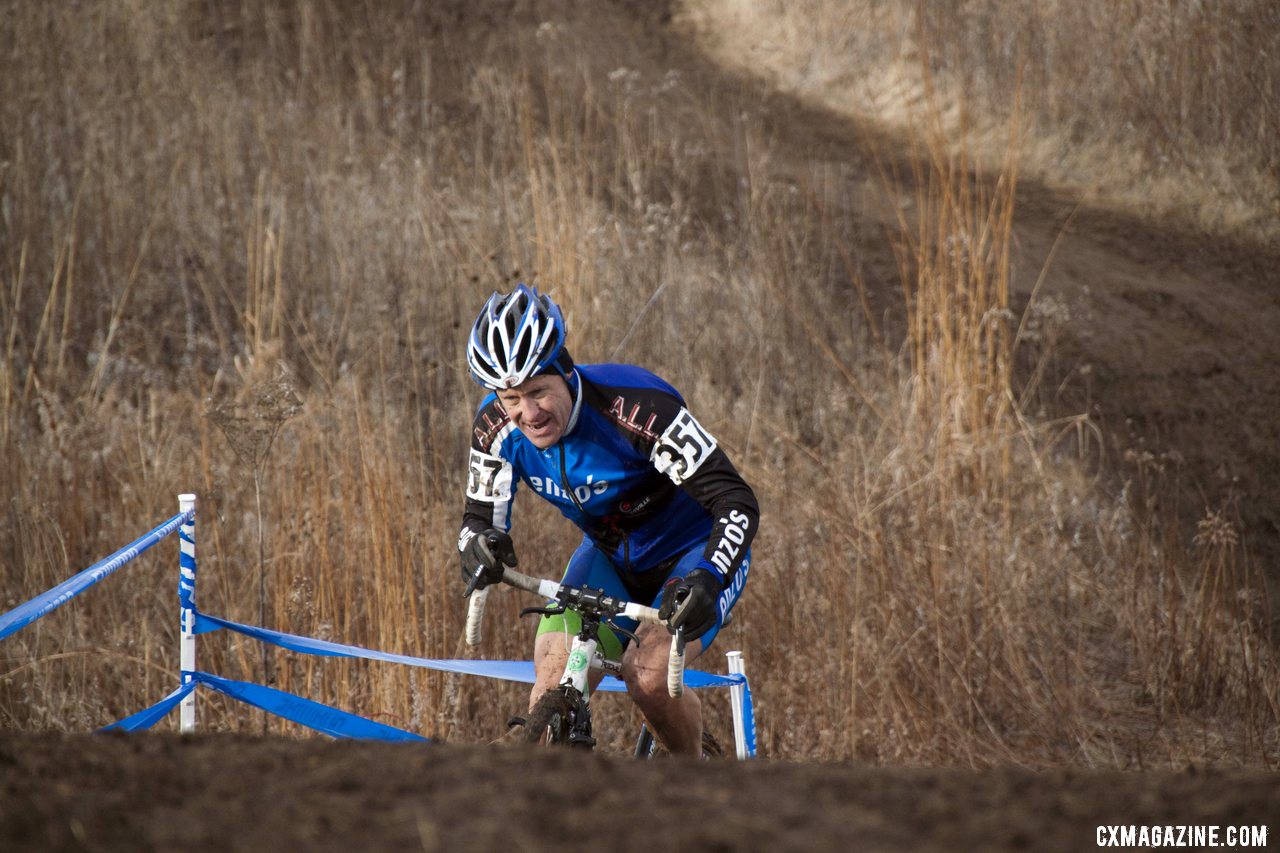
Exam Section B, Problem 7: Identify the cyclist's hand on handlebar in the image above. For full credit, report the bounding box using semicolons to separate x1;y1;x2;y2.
460;528;518;592
658;567;721;642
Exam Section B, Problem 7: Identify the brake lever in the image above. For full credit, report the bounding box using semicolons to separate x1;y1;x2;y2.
603;618;641;645
519;603;567;619
463;566;484;598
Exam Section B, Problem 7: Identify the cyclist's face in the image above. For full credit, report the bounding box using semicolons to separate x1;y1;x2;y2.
497;374;573;449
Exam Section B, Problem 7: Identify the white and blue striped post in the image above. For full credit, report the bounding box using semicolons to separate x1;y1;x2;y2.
726;650;748;759
178;494;198;732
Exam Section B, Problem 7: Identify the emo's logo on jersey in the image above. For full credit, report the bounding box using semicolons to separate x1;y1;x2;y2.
651;408;717;485
528;474;609;507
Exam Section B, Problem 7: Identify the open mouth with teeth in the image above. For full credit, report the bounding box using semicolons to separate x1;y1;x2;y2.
521;415;559;444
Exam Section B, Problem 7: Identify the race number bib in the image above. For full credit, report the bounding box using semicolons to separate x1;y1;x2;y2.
651;408;717;485
466;448;513;502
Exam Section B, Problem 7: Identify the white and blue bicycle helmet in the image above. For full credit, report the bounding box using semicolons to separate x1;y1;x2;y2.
467;284;570;389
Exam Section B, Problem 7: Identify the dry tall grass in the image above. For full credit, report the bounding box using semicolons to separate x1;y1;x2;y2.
1;2;1275;767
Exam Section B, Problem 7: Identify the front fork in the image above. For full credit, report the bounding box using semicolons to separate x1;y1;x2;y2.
561;632;599;747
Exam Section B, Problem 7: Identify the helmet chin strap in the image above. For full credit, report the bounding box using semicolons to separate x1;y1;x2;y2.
567;367;580;406
561;366;583;436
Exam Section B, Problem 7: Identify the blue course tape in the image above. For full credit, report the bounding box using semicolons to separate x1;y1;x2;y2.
0;510;193;641
193;672;428;741
99;681;198;733
99;673;427;741
195;610;746;692
742;681;757;757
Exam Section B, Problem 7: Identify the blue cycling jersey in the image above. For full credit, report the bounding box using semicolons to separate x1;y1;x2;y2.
460;363;758;585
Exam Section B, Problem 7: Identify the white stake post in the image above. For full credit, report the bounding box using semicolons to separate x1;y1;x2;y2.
726;650;749;759
178;493;198;732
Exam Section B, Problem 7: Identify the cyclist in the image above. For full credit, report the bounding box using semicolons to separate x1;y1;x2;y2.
458;283;758;756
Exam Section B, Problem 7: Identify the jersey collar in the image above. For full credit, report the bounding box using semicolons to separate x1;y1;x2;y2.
563;369;584;436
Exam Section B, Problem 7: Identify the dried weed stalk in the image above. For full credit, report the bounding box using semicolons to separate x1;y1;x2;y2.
206;374;302;724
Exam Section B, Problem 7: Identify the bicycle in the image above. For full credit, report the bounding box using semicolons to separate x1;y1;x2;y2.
464;562;710;756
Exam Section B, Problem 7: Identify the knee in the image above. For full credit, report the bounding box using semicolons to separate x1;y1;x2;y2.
622;659;663;704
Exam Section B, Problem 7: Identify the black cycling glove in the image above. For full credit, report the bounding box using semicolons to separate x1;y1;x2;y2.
658;568;721;642
460;528;517;593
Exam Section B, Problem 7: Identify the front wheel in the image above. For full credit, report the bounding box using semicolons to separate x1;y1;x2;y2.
524;686;593;748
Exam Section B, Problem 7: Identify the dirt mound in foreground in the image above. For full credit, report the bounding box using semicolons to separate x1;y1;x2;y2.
1;734;1275;852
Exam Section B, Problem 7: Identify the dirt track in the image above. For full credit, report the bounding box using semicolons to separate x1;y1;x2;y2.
1;734;1275;852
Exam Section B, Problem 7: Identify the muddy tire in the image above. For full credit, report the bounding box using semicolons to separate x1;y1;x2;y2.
523;688;590;748
700;728;724;758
